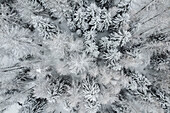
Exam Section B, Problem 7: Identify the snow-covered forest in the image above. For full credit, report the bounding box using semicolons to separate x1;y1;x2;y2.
0;0;170;113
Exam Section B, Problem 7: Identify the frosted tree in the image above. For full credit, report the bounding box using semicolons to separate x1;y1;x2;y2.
0;0;170;113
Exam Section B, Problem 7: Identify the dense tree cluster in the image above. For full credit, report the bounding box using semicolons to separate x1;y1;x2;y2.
0;0;170;113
